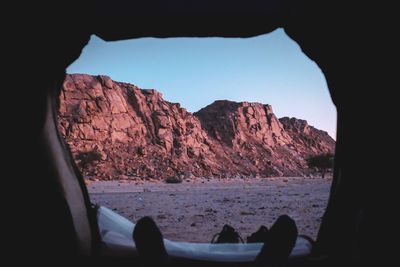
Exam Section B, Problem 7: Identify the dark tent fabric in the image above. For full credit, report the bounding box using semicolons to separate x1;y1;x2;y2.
5;0;393;265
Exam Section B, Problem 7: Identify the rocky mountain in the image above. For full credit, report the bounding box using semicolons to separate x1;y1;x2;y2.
58;74;335;180
279;117;335;156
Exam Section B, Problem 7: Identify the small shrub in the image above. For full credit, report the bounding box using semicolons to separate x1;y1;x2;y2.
164;176;183;184
307;153;334;178
76;150;102;168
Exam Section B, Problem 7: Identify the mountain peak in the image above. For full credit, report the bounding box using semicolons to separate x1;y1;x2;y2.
59;74;335;180
199;100;273;111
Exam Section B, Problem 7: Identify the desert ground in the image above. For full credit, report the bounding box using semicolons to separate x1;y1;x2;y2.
88;177;332;243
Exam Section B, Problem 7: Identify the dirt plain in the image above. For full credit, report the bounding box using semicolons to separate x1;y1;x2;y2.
88;177;332;243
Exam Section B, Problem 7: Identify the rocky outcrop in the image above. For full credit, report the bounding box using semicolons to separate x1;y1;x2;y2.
279;117;335;155
58;74;335;180
194;101;292;148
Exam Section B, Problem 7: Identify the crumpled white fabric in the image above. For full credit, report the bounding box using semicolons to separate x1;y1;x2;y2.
97;206;312;261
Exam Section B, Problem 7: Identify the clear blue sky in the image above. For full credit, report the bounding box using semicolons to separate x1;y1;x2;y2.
67;28;336;138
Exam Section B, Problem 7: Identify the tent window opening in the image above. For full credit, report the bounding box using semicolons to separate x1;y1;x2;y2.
59;29;336;243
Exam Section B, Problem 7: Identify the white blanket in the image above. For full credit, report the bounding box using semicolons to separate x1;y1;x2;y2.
97;206;312;262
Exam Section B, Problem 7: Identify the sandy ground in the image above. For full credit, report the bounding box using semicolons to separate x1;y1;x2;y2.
88;177;332;243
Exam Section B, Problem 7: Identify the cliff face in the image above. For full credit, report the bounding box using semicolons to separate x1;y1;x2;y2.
194;101;292;148
279;117;336;155
58;74;335;180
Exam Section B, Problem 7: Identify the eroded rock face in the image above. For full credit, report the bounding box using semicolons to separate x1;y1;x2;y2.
279;117;336;155
58;74;335;180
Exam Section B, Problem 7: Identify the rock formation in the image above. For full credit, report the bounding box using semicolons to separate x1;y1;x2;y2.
58;74;335;180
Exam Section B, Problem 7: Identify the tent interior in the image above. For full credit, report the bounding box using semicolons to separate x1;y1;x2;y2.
8;0;392;265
